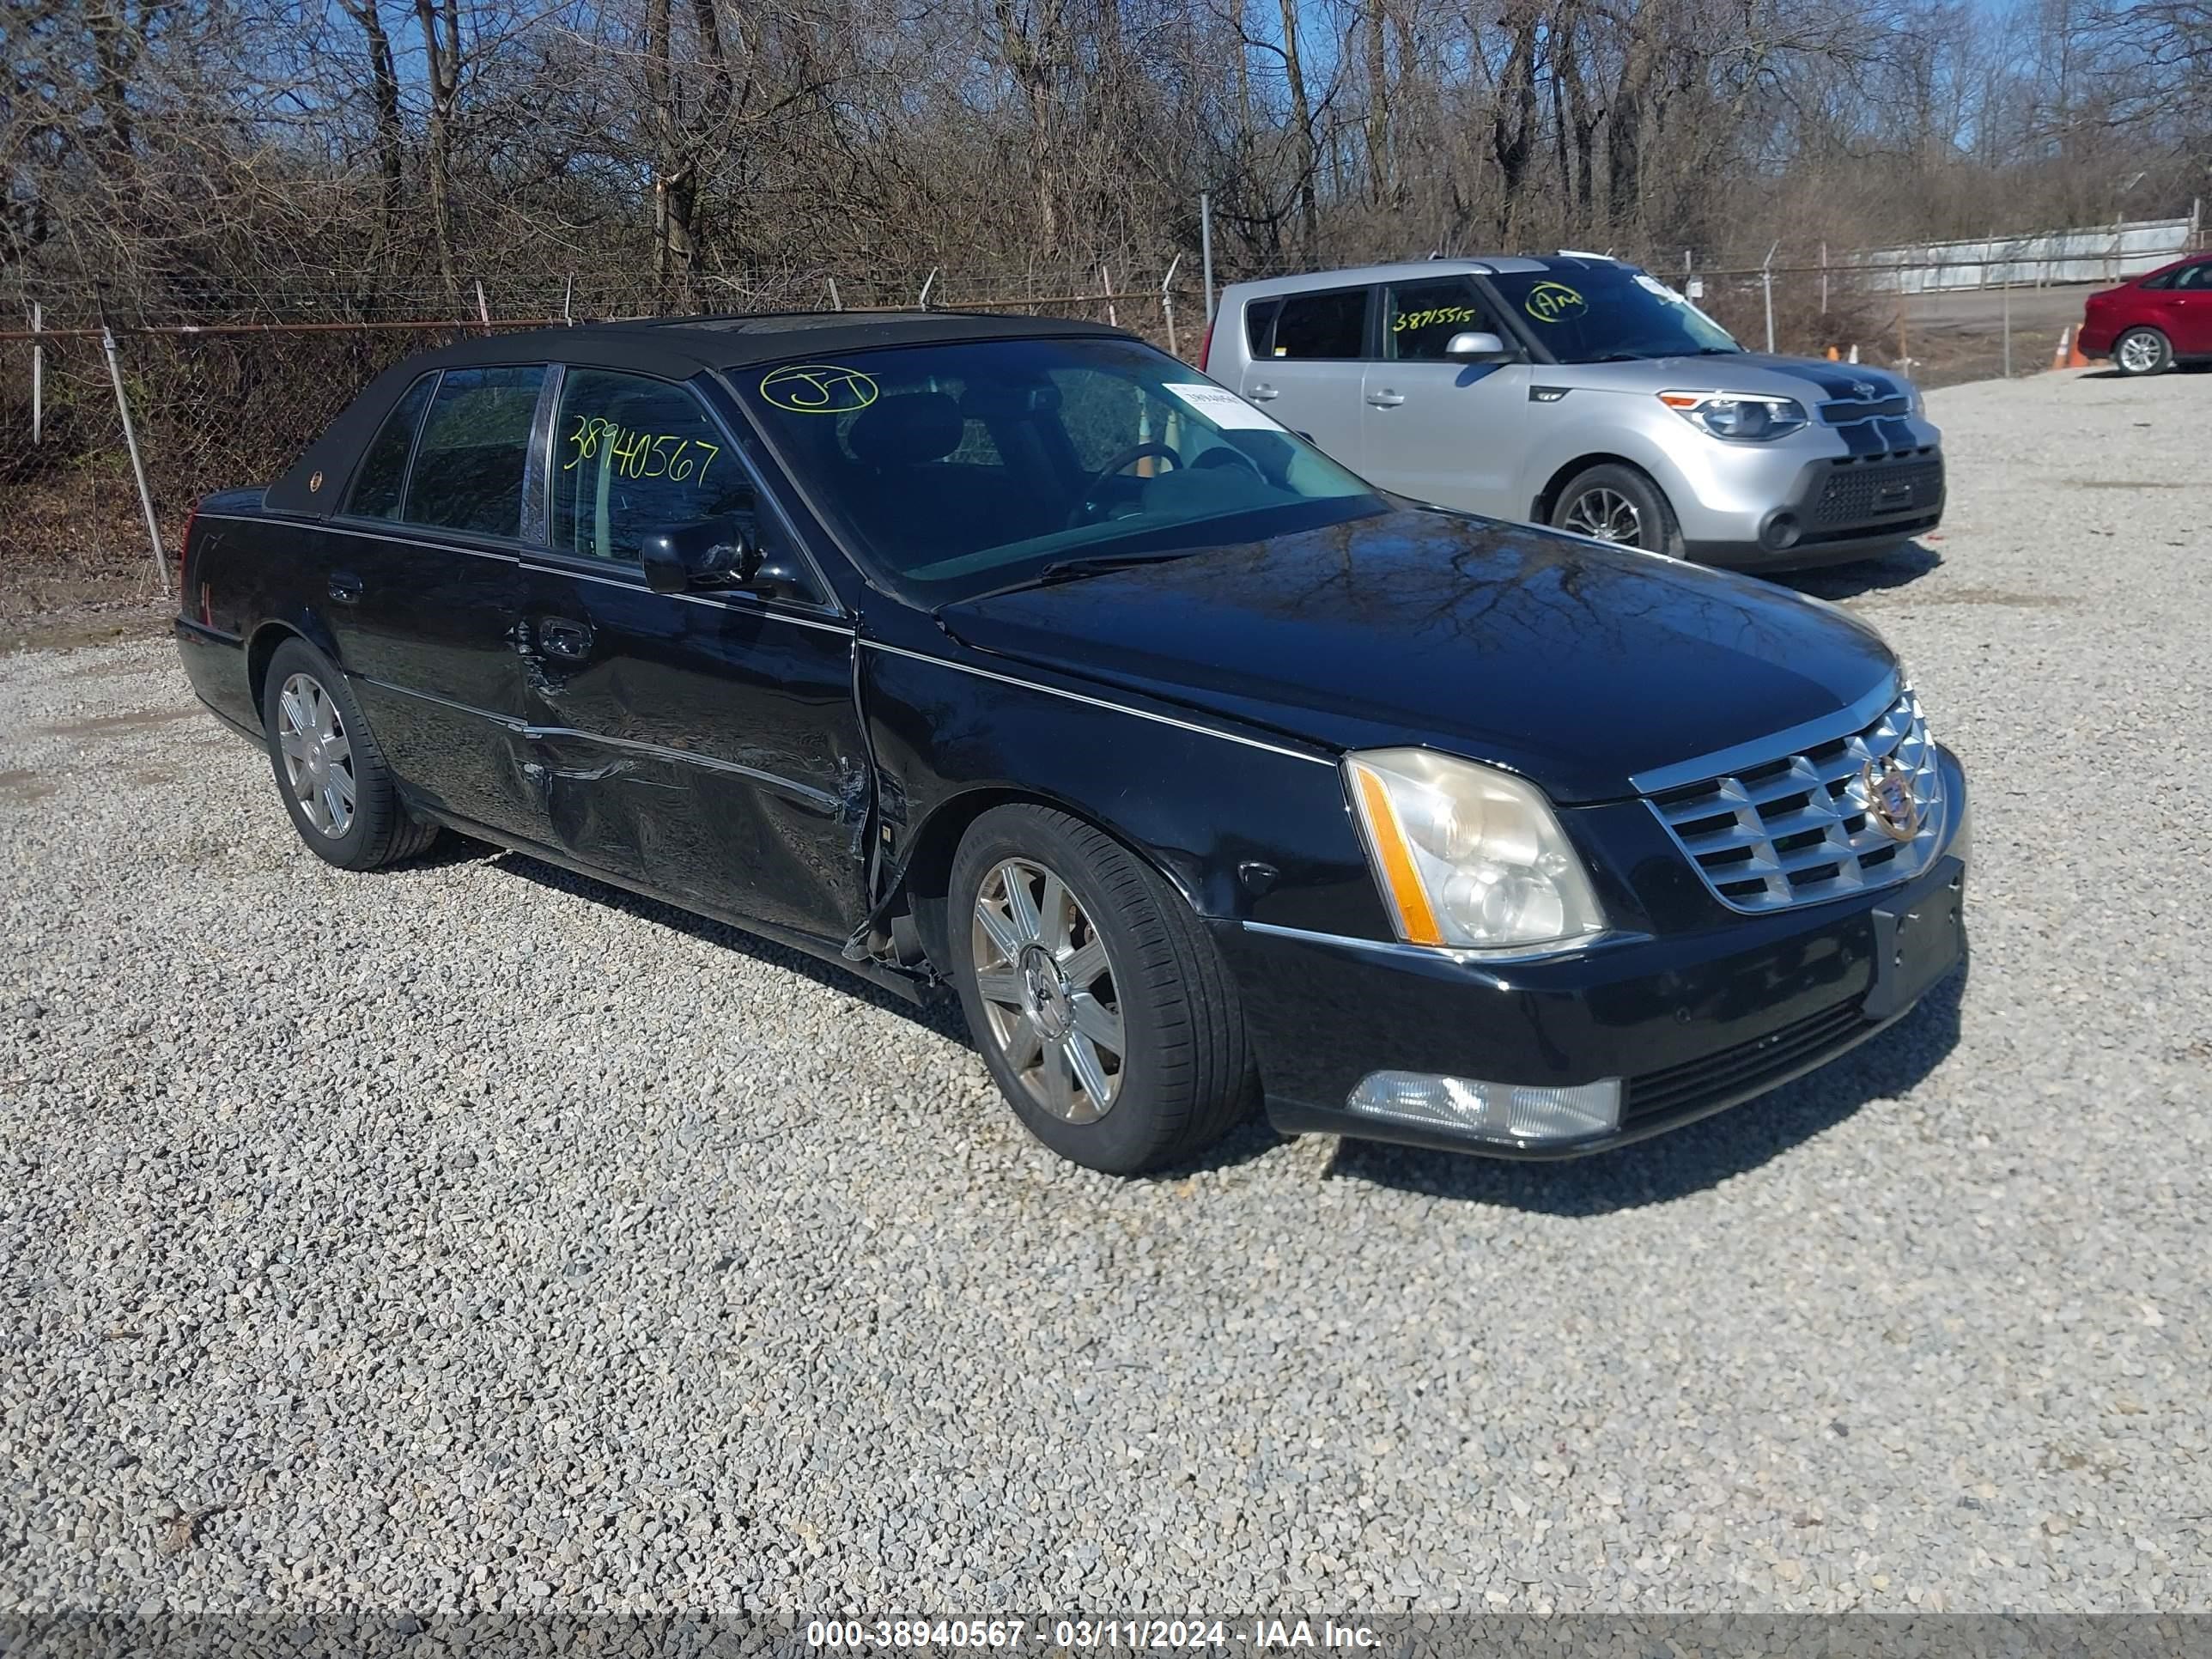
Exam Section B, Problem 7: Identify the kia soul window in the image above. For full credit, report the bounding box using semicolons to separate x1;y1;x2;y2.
1486;264;1740;362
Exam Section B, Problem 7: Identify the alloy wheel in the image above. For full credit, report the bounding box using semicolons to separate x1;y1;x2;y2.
1564;486;1644;545
970;857;1125;1124
2118;331;2164;374
276;672;356;838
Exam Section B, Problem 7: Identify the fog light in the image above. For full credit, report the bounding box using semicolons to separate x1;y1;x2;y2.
1345;1071;1621;1143
1761;512;1802;551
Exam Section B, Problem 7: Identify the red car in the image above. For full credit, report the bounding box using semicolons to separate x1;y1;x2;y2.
2080;252;2212;375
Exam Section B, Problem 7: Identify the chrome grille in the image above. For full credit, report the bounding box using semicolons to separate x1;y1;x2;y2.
1647;689;1942;914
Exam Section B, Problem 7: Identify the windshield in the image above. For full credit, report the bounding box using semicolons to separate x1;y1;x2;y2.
735;335;1384;604
1486;264;1741;363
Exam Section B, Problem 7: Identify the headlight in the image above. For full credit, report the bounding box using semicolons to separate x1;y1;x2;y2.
1657;391;1808;441
1344;749;1607;952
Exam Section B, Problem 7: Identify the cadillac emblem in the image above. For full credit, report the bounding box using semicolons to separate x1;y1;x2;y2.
1862;754;1923;842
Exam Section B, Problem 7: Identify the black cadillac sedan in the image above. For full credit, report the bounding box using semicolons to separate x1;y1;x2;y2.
173;312;1968;1174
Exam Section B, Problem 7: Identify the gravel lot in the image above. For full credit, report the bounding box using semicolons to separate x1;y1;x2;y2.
3;366;2209;1618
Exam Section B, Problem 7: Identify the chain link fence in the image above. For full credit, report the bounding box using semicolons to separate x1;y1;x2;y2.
0;268;1205;614
12;228;2189;616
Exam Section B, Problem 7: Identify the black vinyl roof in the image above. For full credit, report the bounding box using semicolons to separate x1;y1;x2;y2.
408;309;1130;379
264;310;1131;516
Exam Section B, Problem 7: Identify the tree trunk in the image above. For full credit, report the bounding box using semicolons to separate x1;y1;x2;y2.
340;0;404;310
1279;0;1319;256
412;0;461;306
1364;0;1390;206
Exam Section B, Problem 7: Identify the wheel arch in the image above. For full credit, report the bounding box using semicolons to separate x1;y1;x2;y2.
246;615;348;721
1531;451;1665;524
890;783;1204;975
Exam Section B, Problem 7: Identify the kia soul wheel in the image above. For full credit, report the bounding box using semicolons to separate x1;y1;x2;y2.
948;805;1255;1174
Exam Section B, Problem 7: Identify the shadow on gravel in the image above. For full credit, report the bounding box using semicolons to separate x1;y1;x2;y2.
1773;541;1943;603
1321;965;1967;1213
486;850;970;1042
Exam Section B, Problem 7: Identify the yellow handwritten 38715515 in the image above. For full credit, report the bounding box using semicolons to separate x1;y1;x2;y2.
562;416;720;485
1393;305;1478;333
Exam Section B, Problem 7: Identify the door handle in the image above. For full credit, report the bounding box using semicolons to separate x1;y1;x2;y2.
328;571;363;605
1247;383;1280;401
1366;390;1407;408
537;617;593;660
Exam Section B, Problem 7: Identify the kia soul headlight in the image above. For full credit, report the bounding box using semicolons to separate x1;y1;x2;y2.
1657;391;1808;441
1345;750;1607;952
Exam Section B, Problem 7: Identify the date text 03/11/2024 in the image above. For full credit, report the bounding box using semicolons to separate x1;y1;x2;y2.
805;1621;1383;1650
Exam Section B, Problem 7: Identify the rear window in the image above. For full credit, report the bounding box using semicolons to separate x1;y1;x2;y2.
1242;297;1281;356
345;374;434;520
1271;289;1367;360
403;365;546;538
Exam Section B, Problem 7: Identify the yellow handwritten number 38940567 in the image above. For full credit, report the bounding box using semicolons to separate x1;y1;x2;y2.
562;416;720;484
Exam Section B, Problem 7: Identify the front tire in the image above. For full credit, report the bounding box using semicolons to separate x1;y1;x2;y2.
948;805;1255;1174
2113;327;2172;377
259;638;439;871
1551;462;1682;556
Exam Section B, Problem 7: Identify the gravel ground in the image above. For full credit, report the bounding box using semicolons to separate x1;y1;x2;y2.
3;366;2209;1618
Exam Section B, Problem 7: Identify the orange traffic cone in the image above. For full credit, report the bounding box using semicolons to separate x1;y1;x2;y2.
2051;327;2074;370
2067;334;2090;368
1826;345;1840;361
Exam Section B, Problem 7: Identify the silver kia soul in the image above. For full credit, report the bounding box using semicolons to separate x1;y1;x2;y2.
1203;255;1945;568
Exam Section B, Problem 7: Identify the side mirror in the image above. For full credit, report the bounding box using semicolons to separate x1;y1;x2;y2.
1443;331;1510;361
637;516;759;595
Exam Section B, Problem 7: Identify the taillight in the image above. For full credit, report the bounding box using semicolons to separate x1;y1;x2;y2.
177;503;200;589
1198;319;1214;368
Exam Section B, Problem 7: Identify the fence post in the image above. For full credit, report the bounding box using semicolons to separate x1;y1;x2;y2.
1100;264;1117;328
100;321;172;601
916;268;938;310
563;275;575;325
2002;278;2012;379
827;277;842;312
27;301;40;446
1160;253;1182;358
1820;242;1828;318
475;281;491;325
1200;192;1215;324
1761;241;1778;353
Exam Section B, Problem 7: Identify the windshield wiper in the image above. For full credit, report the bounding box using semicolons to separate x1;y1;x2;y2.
953;549;1198;605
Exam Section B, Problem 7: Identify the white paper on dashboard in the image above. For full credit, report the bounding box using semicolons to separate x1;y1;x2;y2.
1161;382;1285;431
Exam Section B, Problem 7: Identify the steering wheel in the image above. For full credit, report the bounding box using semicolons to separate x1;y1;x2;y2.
1068;441;1185;526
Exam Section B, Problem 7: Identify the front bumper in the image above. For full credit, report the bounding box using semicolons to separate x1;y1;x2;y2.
1215;756;1968;1159
1663;419;1946;570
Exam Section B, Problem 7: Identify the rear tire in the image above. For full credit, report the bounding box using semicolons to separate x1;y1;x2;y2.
948;805;1255;1175
1550;463;1683;556
2113;327;2172;377
259;638;440;871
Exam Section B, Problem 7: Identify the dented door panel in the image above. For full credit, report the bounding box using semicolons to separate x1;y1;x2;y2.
516;560;872;940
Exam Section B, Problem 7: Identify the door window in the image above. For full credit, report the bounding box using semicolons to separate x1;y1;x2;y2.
550;370;763;565
346;373;435;520
403;365;546;537
1242;297;1282;356
2175;262;2212;291
1270;289;1368;360
1382;277;1496;361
